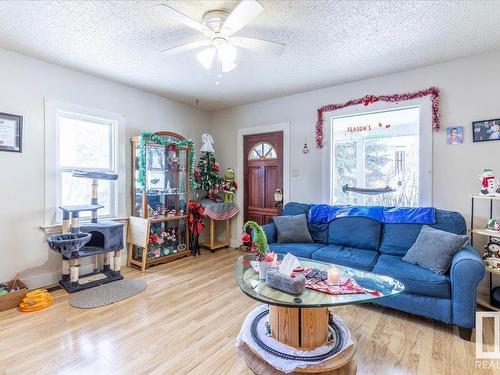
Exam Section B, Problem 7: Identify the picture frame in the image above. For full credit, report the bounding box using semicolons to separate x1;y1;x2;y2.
0;112;23;153
472;118;500;143
447;126;464;145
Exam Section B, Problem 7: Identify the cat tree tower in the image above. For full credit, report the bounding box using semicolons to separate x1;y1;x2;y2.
47;170;124;293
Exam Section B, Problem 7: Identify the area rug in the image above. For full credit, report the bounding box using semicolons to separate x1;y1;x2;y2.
69;279;147;309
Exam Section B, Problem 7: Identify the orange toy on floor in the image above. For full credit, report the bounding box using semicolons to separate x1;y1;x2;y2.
19;289;53;312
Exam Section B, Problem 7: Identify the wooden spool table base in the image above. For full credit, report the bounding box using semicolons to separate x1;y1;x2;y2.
239;306;357;375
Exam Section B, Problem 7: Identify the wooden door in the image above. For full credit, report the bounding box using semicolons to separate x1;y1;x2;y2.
244;131;283;225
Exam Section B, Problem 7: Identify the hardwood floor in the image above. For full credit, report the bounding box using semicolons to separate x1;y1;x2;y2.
0;248;495;375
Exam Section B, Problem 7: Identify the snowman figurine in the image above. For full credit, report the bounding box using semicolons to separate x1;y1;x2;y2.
478;168;500;196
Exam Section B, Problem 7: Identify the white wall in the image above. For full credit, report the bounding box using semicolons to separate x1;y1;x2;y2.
0;48;209;287
209;50;500;289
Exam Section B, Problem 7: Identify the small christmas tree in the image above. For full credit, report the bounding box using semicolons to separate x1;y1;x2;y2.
194;151;223;200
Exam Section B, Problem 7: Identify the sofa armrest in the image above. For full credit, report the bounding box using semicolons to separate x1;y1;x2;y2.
450;244;485;328
262;223;277;244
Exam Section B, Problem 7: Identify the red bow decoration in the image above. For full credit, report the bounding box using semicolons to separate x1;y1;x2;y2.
188;201;205;235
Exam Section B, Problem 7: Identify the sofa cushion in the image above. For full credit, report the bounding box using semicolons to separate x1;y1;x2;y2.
373;254;451;299
269;242;325;259
328;217;382;250
308;223;329;244
273;214;313;243
282;202;310;216
311;245;379;271
380;210;467;256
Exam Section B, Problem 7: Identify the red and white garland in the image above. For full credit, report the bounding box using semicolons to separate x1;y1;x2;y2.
315;87;440;148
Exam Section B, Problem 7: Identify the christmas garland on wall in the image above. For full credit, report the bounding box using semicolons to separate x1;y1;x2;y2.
138;131;196;191
315;87;440;148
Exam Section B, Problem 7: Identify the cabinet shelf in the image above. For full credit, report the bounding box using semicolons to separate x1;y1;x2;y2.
127;131;190;272
470;194;500;201
148;215;188;223
478;295;500;312
485;266;500;276
470;195;499;312
469;228;500;239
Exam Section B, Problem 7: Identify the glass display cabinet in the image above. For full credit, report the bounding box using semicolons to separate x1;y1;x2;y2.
127;131;190;272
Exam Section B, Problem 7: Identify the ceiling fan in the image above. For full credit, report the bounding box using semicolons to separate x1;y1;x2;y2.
154;0;285;83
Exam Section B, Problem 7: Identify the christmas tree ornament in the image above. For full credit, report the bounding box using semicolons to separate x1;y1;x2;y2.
201;133;215;153
302;139;310;154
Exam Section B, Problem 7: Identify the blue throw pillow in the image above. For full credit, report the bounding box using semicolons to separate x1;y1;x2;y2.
402;225;468;274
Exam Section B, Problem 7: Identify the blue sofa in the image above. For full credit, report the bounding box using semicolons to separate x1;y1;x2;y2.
262;202;485;340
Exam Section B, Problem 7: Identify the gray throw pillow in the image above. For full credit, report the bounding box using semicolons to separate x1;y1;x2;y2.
273;214;313;243
403;225;468;274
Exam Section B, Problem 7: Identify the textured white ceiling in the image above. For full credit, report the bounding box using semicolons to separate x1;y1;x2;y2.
0;1;500;110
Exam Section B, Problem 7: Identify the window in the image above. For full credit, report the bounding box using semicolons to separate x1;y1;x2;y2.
248;142;277;160
57;113;116;218
330;106;422;206
45;99;125;225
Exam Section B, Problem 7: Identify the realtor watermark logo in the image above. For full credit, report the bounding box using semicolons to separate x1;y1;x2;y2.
476;312;500;370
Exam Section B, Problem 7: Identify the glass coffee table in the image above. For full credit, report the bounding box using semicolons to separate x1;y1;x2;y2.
235;254;404;375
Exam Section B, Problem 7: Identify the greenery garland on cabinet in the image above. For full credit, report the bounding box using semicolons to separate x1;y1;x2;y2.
138;131;196;191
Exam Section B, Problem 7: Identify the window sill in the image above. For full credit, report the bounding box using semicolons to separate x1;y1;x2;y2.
40;217;129;235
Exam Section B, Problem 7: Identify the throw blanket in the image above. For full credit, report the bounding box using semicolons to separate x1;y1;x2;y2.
308;204;435;224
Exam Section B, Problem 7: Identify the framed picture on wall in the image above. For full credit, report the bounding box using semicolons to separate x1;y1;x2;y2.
447;126;464;144
0;112;23;153
472;118;500;143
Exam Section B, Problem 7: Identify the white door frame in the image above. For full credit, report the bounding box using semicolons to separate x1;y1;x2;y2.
235;122;290;246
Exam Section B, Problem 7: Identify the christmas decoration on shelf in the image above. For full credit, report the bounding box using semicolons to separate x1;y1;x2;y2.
478;168;500;196
194;134;224;201
138;132;196;190
222;168;238;203
315;87;440;148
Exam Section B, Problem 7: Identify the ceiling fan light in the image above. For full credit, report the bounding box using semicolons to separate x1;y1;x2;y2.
196;48;216;69
217;42;237;64
221;59;237;73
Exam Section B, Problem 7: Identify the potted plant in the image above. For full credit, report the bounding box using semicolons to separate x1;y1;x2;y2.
242;221;273;279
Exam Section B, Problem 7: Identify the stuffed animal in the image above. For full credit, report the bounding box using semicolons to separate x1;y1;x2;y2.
478;169;500;196
243;221;268;260
222;168;238;203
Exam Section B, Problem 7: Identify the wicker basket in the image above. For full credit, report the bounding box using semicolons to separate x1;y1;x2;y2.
0;279;28;311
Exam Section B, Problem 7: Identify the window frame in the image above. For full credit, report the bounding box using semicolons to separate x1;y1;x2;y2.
44;99;126;225
321;100;433;207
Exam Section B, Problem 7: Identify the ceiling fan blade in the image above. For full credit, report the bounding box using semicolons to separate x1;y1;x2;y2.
231;37;285;54
161;40;212;56
154;4;212;36
221;0;264;36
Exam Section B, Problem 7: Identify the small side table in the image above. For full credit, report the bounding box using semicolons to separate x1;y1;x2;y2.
199;199;239;253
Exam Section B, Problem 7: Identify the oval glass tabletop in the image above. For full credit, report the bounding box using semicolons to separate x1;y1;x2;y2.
235;254;404;308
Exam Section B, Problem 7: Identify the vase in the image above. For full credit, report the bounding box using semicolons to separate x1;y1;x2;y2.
258;261;272;280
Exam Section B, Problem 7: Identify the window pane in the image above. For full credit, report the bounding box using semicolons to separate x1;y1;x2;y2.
61;172;111;216
59;115;112;169
248;142;277;160
333;142;357;204
332;107;419;206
